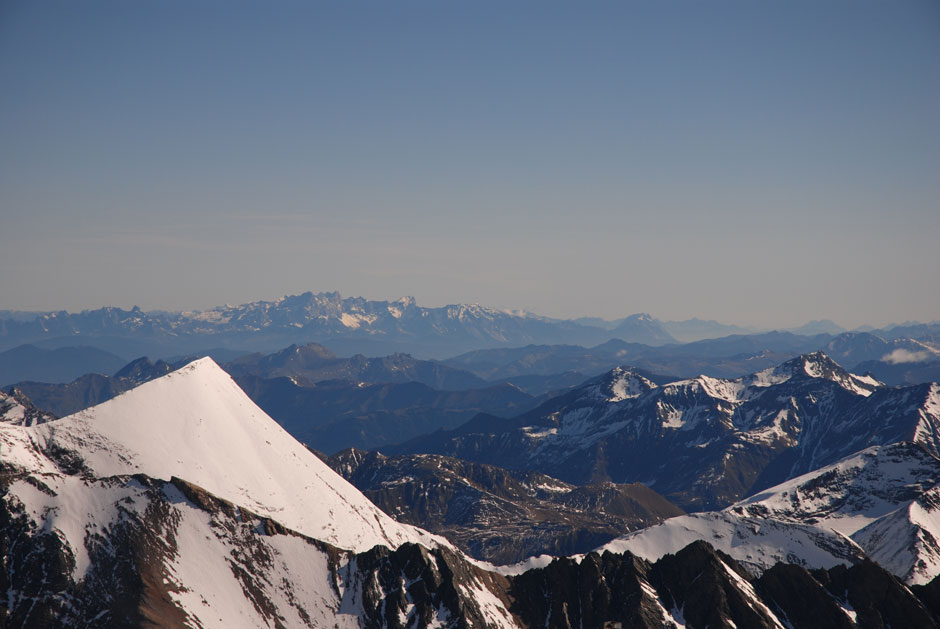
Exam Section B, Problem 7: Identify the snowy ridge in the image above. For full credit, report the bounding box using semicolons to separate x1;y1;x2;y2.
732;441;940;585
598;511;866;576
600;442;940;584
735;442;940;535
853;486;940;585
2;357;444;554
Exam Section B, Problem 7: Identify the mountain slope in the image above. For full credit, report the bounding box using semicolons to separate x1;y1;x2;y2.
1;471;519;628
327;448;684;564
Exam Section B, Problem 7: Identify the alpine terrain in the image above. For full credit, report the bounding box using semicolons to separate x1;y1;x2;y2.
6;358;940;626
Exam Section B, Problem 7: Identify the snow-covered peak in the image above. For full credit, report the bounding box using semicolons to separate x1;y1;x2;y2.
747;352;881;397
10;357;443;554
674;374;744;405
606;367;657;401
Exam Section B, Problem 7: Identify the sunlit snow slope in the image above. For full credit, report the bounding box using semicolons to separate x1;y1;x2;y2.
6;357;442;554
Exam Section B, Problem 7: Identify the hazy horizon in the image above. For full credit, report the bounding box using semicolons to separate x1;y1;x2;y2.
2;1;938;330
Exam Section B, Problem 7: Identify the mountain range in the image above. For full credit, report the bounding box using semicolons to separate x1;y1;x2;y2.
393;353;940;511
0;293;674;359
6;357;940;627
9;331;940;458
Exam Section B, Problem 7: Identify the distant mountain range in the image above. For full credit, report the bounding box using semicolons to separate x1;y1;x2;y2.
446;331;940;382
0;292;674;359
4;290;937;361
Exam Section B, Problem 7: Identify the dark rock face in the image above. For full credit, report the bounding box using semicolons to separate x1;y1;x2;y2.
112;356;174;384
647;541;781;628
0;475;190;628
509;542;940;629
814;561;937;628
328;449;683;564
352;543;513;629
510;552;668;628
756;564;855;629
1;468;516;628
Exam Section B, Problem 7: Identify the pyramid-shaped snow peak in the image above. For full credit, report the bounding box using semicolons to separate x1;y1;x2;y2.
18;357;442;553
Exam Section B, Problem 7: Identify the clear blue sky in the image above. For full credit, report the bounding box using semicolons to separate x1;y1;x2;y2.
1;1;938;328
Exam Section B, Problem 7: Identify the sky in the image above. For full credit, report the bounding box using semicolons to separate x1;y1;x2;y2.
1;1;938;329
